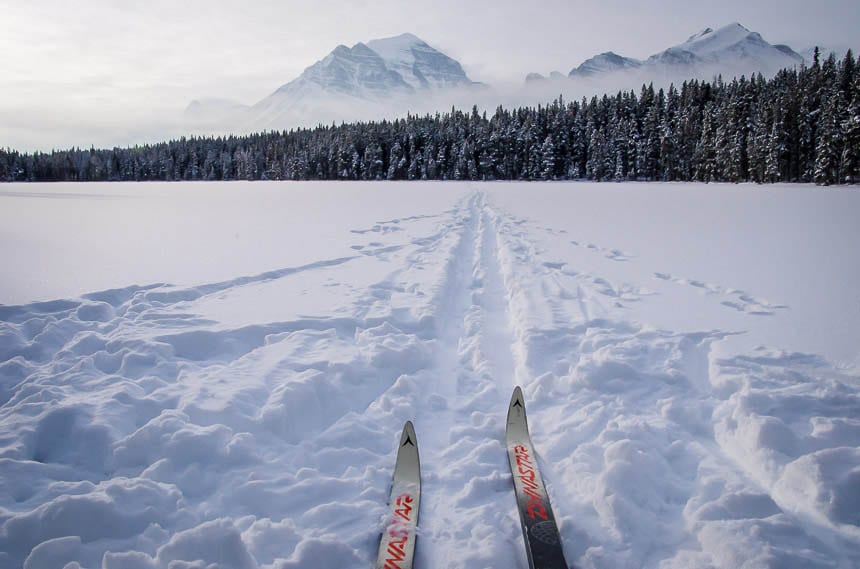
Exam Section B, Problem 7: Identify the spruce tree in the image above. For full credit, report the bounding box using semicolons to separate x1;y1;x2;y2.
840;84;860;184
541;135;555;180
814;90;841;185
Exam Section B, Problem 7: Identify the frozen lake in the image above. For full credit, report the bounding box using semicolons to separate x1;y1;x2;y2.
1;181;859;568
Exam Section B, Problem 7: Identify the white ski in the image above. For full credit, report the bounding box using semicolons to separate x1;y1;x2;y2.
376;421;421;569
506;386;568;569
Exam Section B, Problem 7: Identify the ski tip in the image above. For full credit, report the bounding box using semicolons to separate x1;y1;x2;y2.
401;421;417;448
510;386;524;409
507;386;526;426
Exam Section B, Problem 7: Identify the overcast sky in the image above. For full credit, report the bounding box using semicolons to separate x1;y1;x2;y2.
1;0;858;151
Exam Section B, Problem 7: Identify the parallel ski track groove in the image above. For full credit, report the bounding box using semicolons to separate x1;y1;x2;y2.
412;190;539;569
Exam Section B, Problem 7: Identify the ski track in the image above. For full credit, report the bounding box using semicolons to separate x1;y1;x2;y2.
485;200;860;569
1;190;859;568
413;190;525;569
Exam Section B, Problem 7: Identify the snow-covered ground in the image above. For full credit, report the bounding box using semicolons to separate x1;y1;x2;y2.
1;181;859;569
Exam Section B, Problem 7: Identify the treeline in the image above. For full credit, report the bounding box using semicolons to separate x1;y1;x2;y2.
2;50;858;185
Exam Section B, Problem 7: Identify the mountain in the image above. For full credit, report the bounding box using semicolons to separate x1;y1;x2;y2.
526;71;567;83
366;33;475;91
569;52;642;78
247;33;477;126
644;23;803;68
269;42;413;102
184;98;249;122
527;23;804;84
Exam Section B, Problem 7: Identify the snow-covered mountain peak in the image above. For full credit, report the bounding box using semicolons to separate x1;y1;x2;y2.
258;40;414;110
317;43;375;67
366;33;474;90
262;32;475;100
686;27;714;43
367;32;427;53
244;33;478;128
366;33;433;66
644;22;802;68
534;22;805;86
678;22;756;57
569;51;642;77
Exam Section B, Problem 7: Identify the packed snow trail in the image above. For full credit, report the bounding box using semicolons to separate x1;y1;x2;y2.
0;184;859;569
411;192;526;569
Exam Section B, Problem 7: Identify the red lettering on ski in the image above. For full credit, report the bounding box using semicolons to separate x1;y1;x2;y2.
513;444;549;521
384;493;415;569
394;493;413;522
384;529;409;569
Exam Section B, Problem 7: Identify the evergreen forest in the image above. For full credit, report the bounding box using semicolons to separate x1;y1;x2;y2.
2;50;858;185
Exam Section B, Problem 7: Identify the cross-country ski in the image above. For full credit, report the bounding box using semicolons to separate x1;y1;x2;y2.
506;386;569;569
376;421;421;569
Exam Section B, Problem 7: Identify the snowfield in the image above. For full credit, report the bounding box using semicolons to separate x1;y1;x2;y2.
1;181;859;569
